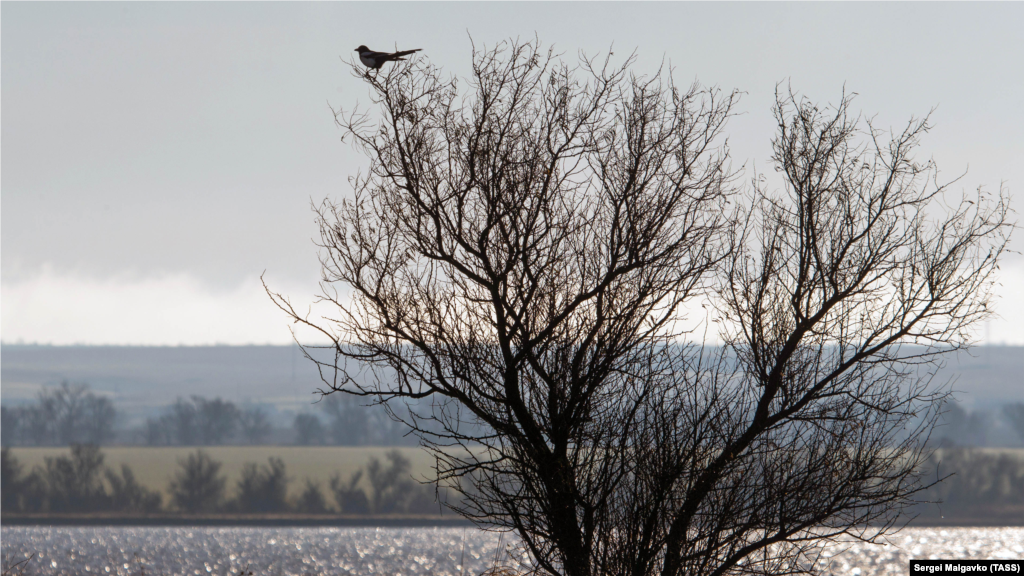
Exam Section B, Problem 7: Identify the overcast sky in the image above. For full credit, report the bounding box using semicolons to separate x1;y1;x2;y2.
2;2;1022;345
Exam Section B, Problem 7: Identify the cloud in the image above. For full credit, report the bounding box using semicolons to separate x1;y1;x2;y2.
2;261;1021;347
984;261;1024;346
1;270;319;346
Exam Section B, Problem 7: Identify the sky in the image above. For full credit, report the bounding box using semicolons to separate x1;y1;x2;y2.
2;2;1022;346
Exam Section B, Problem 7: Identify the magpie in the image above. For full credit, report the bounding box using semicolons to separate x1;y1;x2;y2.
355;45;422;70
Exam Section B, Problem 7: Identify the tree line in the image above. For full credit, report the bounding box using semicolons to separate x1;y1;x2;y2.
4;382;1024;449
1;383;415;447
939;401;1024;448
1;445;444;515
0;382;116;446
914;448;1024;518
4;443;1020;518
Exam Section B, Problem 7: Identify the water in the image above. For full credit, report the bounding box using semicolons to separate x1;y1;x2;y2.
0;527;517;576
2;527;1021;576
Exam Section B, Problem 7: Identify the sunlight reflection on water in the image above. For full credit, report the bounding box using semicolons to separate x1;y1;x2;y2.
2;527;1021;575
810;528;1024;576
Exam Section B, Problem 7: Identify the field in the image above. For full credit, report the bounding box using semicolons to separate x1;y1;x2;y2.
5;446;440;502
9;445;1024;505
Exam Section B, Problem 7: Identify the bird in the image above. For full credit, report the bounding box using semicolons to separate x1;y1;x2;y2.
354;45;422;70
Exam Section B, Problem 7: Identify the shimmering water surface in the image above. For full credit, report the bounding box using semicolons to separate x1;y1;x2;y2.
1;526;1021;576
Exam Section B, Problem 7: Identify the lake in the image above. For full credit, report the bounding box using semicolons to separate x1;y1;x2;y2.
2;527;1022;575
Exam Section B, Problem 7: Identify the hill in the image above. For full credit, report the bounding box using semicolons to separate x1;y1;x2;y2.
3;344;1021;409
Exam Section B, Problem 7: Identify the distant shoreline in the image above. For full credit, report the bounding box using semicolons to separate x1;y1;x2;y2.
1;513;474;528
3;513;1020;528
904;516;1024;528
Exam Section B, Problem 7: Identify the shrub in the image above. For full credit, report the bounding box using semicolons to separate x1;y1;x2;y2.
366;450;407;513
106;464;162;513
295;478;331;513
329;470;370;514
43;444;110;512
168;449;226;513
1;448;23;511
233;457;290;513
18;471;47;513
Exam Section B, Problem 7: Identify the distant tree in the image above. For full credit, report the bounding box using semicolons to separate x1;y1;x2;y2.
0;403;17;444
293;413;325;445
105;464;162;513
19;403;49;444
9;383;119;446
161;396;240;445
320;395;369;446
329;470;370;514
46;383;93;445
1;448;24;511
168;449;226;513
366;450;419;514
238;407;273;445
295;478;331;514
167;398;199;445
1;444;159;510
936;401;991;447
43;444;109;512
37;382;82;445
1002;402;1024;442
20;473;48;513
80;394;117;445
194;396;240;445
233;457;290;513
5;445;160;514
919;448;1024;511
143;415;174;446
370;409;416;446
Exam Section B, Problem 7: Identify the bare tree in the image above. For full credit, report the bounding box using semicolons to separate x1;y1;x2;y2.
22;403;53;447
293;412;326;445
319;393;411;446
2;448;26;511
13;383;118;446
1;406;24;447
650;87;1010;576
194;396;240;445
238;406;273;445
159;396;239;445
39;383;87;446
80;394;117;445
165;398;199;445
269;39;1011;576
143;415;174;446
1002;402;1024;442
320;393;370;445
934;400;991;447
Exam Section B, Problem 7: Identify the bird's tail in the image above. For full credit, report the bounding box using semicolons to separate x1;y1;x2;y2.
389;49;422;59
